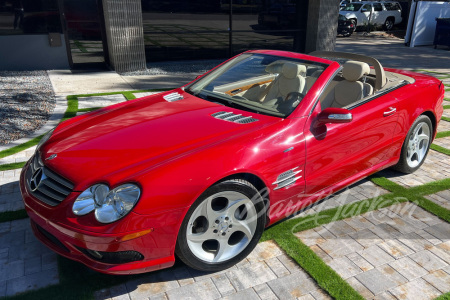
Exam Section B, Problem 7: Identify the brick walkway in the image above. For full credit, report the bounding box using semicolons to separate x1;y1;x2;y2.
0;219;59;297
93;241;331;300
296;203;450;299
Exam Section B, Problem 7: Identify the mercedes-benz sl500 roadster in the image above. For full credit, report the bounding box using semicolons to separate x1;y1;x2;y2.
20;50;445;274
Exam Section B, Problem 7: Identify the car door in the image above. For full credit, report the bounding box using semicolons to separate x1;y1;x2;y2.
358;4;372;25
372;3;384;25
302;93;399;196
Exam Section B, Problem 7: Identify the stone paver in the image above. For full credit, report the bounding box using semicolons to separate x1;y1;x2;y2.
294;179;389;219
379;150;450;188
78;94;127;109
0;146;35;166
297;202;450;299
0;219;59;297
426;190;450;210
433;136;450;150
94;240;331;300
0;168;23;213
438;120;450;133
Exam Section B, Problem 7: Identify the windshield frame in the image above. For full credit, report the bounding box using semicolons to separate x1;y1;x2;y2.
186;53;329;118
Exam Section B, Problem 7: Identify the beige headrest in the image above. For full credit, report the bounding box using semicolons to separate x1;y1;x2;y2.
282;63;306;79
342;61;370;82
265;62;283;74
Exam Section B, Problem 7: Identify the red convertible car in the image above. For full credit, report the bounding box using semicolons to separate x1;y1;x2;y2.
20;50;444;275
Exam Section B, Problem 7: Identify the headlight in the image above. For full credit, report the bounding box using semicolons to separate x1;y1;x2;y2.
37;128;55;150
72;183;141;223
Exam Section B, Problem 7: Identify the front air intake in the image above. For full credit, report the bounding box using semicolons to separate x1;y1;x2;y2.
211;111;258;124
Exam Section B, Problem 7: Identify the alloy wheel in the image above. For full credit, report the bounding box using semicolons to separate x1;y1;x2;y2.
186;191;257;263
406;121;430;168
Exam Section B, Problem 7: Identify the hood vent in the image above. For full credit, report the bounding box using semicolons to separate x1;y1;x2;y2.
163;92;184;102
211;111;258;124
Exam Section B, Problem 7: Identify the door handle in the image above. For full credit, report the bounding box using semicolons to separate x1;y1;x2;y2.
383;107;396;117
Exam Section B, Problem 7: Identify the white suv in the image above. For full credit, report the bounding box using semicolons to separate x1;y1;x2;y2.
339;1;402;30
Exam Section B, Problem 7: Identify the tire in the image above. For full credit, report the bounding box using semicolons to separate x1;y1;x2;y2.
392;115;432;174
175;179;266;272
384;18;394;31
351;19;357;28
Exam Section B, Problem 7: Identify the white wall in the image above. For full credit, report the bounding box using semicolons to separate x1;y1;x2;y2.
405;1;450;47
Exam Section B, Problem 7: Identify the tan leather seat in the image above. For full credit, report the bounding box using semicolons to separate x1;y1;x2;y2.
262;62;306;104
332;61;373;108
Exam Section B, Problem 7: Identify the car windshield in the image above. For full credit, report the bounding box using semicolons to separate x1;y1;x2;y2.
342;3;363;11
186;53;328;117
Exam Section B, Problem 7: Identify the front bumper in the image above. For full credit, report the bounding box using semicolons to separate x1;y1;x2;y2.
20;159;185;275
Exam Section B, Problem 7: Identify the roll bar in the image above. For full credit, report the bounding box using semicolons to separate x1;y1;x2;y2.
310;51;387;91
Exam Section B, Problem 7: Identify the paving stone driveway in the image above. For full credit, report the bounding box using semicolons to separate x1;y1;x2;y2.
94;241;331;300
0;77;449;298
297;203;450;299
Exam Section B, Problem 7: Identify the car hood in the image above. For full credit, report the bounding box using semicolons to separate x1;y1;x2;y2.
41;90;279;189
339;11;356;18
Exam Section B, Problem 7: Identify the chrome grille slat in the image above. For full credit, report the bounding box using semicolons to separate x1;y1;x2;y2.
27;155;74;206
37;185;66;201
211;111;258;124
41;179;72;196
43;168;74;190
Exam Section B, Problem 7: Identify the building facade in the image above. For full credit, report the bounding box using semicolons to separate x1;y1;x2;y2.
0;0;340;72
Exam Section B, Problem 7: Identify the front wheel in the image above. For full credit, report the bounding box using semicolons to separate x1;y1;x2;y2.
175;179;266;272
392;115;432;173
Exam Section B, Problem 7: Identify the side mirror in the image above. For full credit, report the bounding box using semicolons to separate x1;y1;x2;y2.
314;107;352;128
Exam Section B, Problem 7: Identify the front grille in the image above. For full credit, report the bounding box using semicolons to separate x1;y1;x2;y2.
35;222;70;253
211;111;258;124
27;154;74;206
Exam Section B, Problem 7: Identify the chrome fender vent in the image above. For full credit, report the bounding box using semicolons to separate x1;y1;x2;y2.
163;92;183;102
211;111;258;124
273;167;302;190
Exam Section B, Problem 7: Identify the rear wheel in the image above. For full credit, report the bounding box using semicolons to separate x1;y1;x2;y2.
384;18;394;31
175;179;266;272
392;115;432;173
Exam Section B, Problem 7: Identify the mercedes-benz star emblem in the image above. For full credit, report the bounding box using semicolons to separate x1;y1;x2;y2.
46;154;57;161
30;168;46;192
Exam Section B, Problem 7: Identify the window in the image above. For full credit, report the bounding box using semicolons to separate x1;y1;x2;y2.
373;3;383;12
385;3;401;11
362;4;372;12
341;4;363;11
0;0;62;35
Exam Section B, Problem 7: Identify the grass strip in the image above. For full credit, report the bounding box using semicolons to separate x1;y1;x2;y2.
0;209;27;223
415;197;450;223
444;98;450;102
435;292;450;300
436;131;450;139
274;234;363;300
0;135;43;159
408;177;450;197
442;116;450;122
0;162;26;171
444;105;450;109
431;144;450;155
